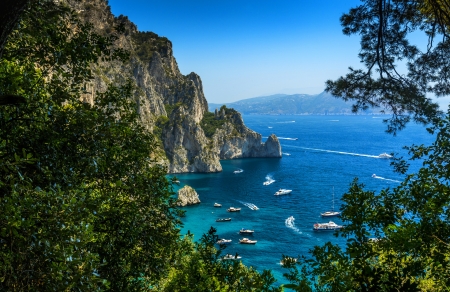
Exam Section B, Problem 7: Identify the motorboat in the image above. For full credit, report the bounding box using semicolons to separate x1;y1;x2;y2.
227;207;241;212
313;221;343;231
274;189;292;196
239;238;257;244
216;218;231;222
214;203;222;207
378;153;392;159
320;187;341;217
233;169;243;174
222;253;241;260
372;174;377;178
239;228;254;235
217;239;232;245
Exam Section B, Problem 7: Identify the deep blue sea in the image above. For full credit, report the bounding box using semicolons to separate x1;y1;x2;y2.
172;114;434;284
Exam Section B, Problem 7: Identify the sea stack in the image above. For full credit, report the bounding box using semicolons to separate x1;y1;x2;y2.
176;185;201;206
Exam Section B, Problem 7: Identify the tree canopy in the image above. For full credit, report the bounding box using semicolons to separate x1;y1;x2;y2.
325;0;450;133
283;1;450;291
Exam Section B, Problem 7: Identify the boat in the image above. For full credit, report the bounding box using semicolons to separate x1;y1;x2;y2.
274;189;292;196
320;187;341;217
216;239;232;245
372;174;376;178
233;169;243;174
313;221;343;231
222;253;241;260
239;228;254;235
239;238;257;244
227;207;241;212
378;152;392;159
214;203;222;207
216;218;231;222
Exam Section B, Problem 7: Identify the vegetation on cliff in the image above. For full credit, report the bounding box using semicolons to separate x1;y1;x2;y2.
0;1;280;290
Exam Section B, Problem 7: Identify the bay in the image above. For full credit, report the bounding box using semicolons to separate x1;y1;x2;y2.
173;114;434;284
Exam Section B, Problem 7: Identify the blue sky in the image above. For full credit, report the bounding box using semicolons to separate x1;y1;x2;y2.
107;1;367;103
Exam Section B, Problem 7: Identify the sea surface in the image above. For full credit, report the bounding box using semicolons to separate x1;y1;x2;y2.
172;114;434;284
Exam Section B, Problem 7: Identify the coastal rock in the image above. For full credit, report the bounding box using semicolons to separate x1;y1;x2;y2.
69;0;281;173
212;110;282;159
176;185;201;206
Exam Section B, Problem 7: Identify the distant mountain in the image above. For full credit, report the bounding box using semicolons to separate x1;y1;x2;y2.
209;92;377;115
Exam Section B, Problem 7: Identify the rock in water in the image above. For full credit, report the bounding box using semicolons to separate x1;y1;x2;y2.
177;185;201;206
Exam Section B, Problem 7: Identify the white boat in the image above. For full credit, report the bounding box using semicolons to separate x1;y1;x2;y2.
214;203;222;207
378;153;392;159
320;187;341;217
274;189;292;196
227;207;241;212
222;253;241;260
216;218;231;222
239;228;254;234
313;221;343;231
239;238;257;244
372;174;377;178
233;169;243;174
217;239;232;245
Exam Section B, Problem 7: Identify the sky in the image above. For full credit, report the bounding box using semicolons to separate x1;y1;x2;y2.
107;0;449;108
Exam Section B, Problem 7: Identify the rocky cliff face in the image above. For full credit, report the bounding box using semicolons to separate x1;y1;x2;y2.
69;0;281;173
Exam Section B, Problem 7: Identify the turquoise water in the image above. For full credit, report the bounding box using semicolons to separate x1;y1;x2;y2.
173;115;434;284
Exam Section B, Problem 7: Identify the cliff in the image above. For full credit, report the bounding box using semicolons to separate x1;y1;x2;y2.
68;0;281;173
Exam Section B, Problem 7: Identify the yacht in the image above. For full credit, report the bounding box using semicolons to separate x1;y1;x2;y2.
216;218;231;222
214;203;222;207
239;228;254;235
227;207;241;212
239;238;257;244
320;187;341;217
378;153;392;159
274;189;292;196
216;239;232;245
313;221;343;231
222;253;241;260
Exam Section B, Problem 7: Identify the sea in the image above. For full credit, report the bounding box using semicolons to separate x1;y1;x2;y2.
171;114;434;285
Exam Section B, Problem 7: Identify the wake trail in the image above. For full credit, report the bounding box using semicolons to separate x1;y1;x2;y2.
263;174;275;185
285;145;380;159
285;216;303;235
372;175;401;183
237;200;259;210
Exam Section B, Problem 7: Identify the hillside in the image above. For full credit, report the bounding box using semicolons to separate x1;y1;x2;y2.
209;91;379;115
68;0;281;173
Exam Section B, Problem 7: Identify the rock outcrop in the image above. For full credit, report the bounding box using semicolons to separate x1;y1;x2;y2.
69;0;282;173
176;186;201;206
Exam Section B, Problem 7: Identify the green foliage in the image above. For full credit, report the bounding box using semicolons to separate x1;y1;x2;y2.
132;31;170;63
325;0;447;134
158;227;282;292
0;2;181;290
200;111;226;138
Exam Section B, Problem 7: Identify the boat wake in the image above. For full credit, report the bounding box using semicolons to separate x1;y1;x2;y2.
372;174;401;183
278;137;298;141
263;174;275;186
233;169;243;174
295;146;380;159
282;152;291;156
285;216;302;234
238;200;259;210
276;120;295;124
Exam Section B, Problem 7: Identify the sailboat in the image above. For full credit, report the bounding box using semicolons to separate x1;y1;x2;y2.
320;187;341;217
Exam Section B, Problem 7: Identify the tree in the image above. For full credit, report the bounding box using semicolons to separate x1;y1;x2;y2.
325;0;450;133
0;1;182;290
284;1;450;290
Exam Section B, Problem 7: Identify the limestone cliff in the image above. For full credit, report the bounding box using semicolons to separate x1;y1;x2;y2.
68;0;281;173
